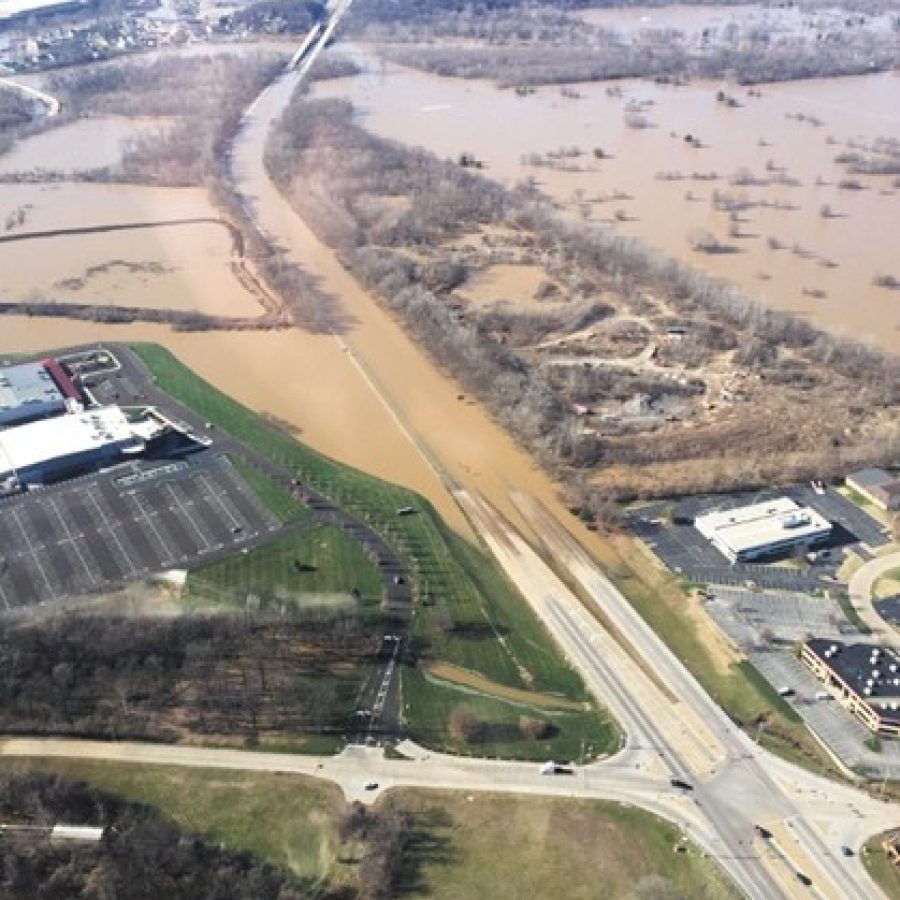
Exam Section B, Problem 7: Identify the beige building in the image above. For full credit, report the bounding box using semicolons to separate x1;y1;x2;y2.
801;640;900;737
846;468;900;512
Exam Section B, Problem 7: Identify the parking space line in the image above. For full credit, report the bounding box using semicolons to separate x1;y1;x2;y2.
45;494;99;586
197;474;242;530
128;491;176;564
83;491;140;577
11;508;54;597
163;483;214;552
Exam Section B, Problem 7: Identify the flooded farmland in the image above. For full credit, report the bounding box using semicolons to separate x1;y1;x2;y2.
0;183;264;316
313;47;900;353
0;116;168;174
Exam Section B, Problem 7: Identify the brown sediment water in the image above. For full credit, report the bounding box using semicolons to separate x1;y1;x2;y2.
313;46;900;354
0;116;170;174
0;184;264;316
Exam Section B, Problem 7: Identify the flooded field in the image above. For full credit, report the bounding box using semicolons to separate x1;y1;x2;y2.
0;116;168;174
580;2;898;41
314;48;900;353
0;183;264;316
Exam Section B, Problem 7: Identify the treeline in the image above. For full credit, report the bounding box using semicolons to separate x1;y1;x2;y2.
0;88;45;157
0;772;308;899
381;34;900;87
48;51;286;186
229;0;323;33
0;611;375;742
0;299;281;331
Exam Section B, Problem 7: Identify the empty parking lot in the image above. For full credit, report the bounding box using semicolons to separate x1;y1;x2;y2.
0;454;279;609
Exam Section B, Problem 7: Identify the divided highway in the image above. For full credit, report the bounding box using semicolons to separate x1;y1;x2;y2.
4;10;893;900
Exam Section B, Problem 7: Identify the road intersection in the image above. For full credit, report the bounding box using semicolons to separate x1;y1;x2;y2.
5;9;890;899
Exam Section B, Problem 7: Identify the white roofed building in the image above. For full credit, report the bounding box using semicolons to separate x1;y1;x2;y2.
694;497;831;563
0;406;153;486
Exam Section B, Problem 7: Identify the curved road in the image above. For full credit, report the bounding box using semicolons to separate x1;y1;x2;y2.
849;550;900;644
0;77;60;117
16;10;880;900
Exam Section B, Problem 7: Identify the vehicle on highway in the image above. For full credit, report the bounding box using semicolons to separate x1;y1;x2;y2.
669;778;694;791
777;686;795;697
364;781;378;791
754;824;772;839
841;845;854;857
539;761;573;775
796;872;812;886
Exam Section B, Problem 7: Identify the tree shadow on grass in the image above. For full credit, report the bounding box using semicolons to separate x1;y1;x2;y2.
393;807;459;896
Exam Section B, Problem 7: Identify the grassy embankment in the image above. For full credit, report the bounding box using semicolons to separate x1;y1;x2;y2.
597;534;848;779
864;830;900;900
1;759;741;900
186;523;385;616
133;343;617;759
230;455;310;524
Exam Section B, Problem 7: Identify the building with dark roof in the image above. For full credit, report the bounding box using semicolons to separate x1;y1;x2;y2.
0;359;81;428
801;639;900;737
846;468;900;512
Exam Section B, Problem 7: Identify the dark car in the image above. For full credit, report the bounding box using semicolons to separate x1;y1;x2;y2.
796;872;812;887
670;778;694;791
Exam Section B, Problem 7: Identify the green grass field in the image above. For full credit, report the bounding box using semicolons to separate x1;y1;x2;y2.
1;759;352;893
230;456;310;524
863;832;900;900
1;760;740;899
386;789;740;900
186;522;385;616
402;668;618;761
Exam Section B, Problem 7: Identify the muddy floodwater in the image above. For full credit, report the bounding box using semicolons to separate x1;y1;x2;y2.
314;47;900;353
0;183;264;316
0;116;168;174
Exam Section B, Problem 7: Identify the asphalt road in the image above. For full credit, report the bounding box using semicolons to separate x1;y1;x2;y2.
9;12;883;900
850;550;900;647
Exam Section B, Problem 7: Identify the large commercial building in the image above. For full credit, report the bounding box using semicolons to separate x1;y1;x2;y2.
694;497;831;563
801;640;900;737
0;406;154;486
846;468;900;512
0;358;82;428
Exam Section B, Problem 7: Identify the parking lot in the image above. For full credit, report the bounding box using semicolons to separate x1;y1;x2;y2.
630;484;890;591
0;453;279;609
747;648;900;777
705;587;854;648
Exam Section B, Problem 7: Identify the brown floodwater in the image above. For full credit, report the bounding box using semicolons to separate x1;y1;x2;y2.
0;183;264;316
313;47;900;353
0;116;168;174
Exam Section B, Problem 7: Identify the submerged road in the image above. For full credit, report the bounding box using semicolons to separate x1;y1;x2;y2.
92;7;895;898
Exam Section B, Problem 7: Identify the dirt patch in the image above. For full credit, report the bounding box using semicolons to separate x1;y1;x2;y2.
423;662;587;711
